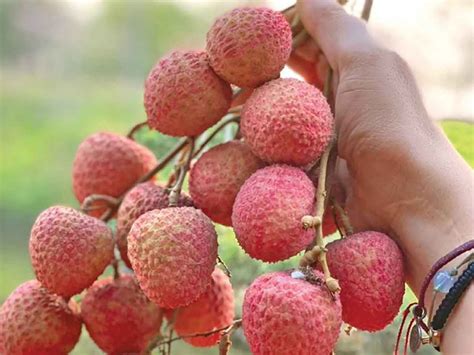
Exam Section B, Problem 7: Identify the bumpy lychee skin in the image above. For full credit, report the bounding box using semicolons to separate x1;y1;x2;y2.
243;270;342;355
241;78;333;166
128;207;218;308
0;280;82;355
81;275;162;354
206;7;292;88
232;165;315;262
72;132;157;217
171;268;235;347
116;182;193;268
323;211;338;236
144;50;232;137
189;140;263;226
324;231;405;331
29;206;114;297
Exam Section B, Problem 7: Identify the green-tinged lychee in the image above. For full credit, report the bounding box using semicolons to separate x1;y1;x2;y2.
128;207;218;308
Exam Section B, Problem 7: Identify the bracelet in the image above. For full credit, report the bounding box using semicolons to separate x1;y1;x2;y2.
428;261;474;351
394;239;474;354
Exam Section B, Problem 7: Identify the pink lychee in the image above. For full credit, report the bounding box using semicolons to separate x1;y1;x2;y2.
170;268;235;347
241;78;333;166
116;182;193;268
128;207;218;308
72;132;157;217
206;7;292;88
242;270;342;355
144;50;232;137
232;165;315;262
324;231;405;331
29;206;114;297
81;274;162;354
0;280;82;355
189;140;264;226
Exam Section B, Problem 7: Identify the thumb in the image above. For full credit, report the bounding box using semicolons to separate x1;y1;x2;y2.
296;0;378;72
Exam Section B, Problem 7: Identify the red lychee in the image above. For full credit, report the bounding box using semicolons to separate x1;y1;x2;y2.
116;182;193;268
128;207;218;308
189;140;263;226
0;280;82;355
323;210;339;236
170;268;235;347
206;7;292;88
144;50;232;137
81;274;162;354
232;165;315;262
242;270;342;355
324;231;405;331
29;206;114;297
72;132;157;217
241;78;333;166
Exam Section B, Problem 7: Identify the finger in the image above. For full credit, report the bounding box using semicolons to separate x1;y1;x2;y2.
286;54;324;89
296;0;378;72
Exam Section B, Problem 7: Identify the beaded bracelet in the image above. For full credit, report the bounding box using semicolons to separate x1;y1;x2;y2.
429;261;474;351
394;239;474;354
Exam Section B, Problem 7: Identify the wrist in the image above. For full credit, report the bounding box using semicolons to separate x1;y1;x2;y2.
391;130;473;292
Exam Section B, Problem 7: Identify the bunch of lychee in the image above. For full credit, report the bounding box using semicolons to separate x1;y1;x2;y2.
0;5;406;355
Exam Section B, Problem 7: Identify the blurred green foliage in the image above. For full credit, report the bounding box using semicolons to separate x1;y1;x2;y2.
0;1;471;354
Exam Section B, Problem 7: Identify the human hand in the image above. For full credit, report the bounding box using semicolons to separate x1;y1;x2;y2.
292;1;474;351
292;0;472;267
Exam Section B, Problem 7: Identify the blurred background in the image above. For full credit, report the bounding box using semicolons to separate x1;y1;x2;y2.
0;0;472;354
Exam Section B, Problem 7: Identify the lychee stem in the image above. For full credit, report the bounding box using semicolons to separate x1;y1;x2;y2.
332;198;354;235
149;319;242;351
362;0;374;21
126;120;148;140
193;115;240;158
168;138;194;207
137;138;189;184
299;66;340;292
217;255;232;278
219;319;242;355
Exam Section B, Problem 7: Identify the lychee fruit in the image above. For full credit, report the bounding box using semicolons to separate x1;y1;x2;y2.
144;50;232;137
72;132;157;217
206;7;292;88
189;140;263;226
241;78;333;166
0;280;82;355
29;206;114;297
232;165;315;262
128;207;218;308
242;270;342;355
324;231;405;331
323;210;338;236
116;182;193;268
81;274;162;354
169;268;234;347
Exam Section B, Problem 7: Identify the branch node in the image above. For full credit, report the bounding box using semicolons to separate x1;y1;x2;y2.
301;215;321;229
325;277;341;293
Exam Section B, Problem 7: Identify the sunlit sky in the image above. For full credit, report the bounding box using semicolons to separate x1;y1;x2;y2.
63;0;472;121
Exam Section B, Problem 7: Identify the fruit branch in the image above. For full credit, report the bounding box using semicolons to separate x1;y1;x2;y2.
298;66;340;292
151;319;242;350
127;121;148;139
218;320;242;355
193;115;240;158
138;138;189;184
168;138;194;207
